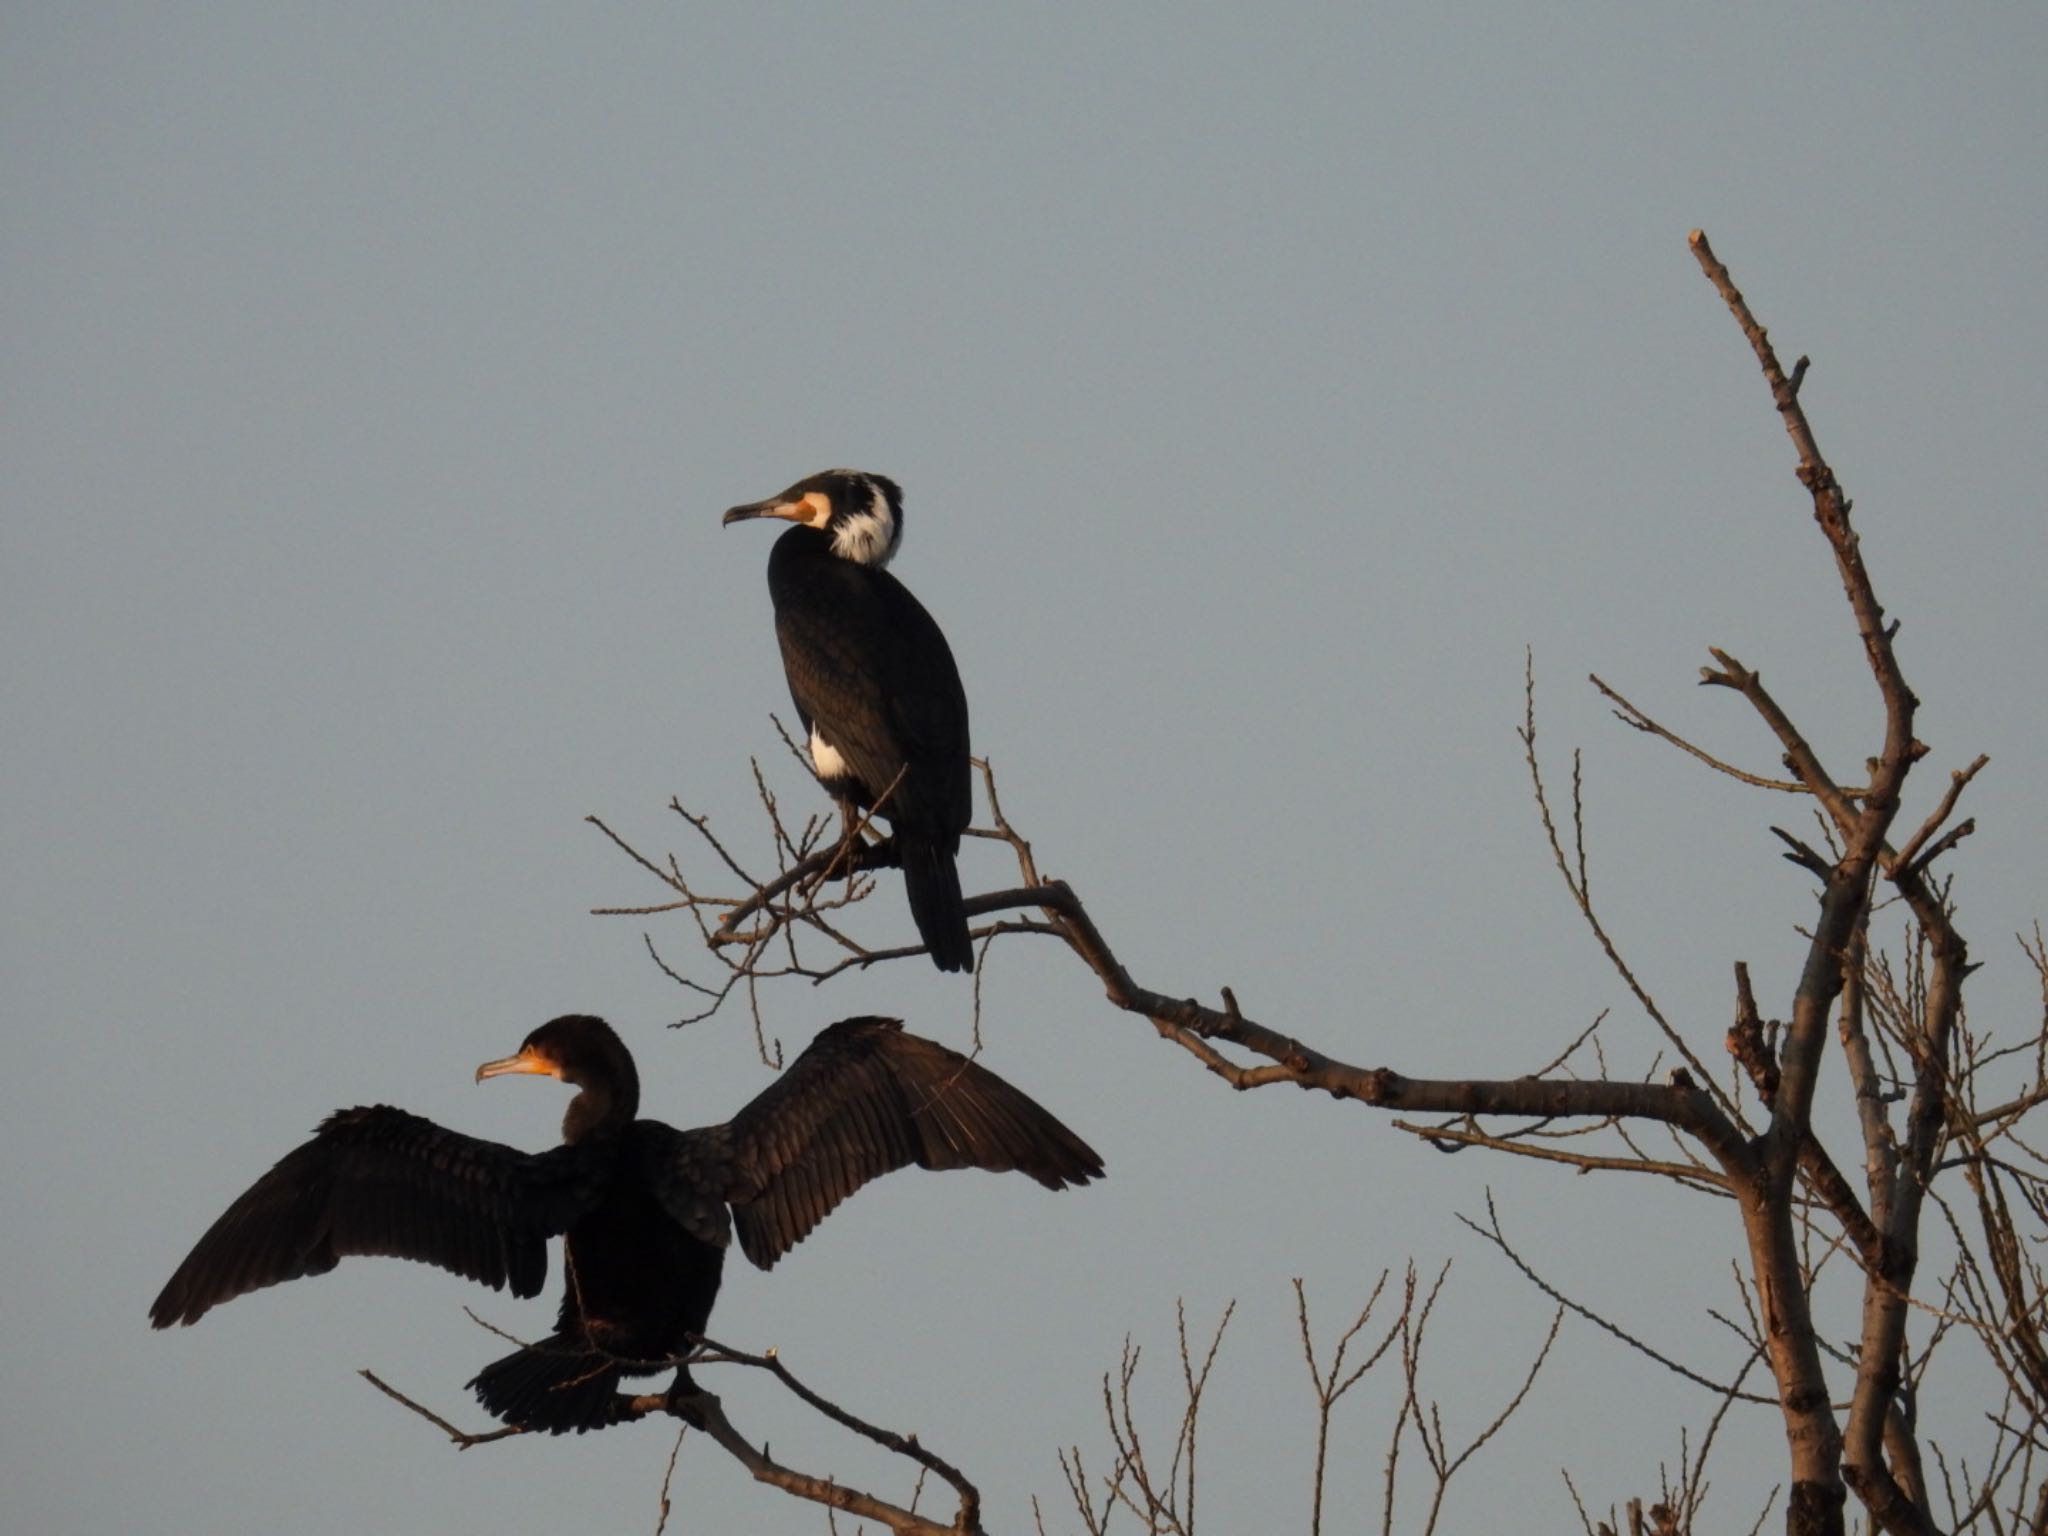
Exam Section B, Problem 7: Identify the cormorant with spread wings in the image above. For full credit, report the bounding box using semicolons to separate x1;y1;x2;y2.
150;1014;1101;1432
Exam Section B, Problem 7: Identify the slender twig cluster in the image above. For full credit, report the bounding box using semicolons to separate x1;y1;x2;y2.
1037;1271;1557;1536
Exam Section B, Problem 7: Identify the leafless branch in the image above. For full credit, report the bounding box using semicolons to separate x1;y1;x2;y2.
365;1336;985;1536
1298;1273;1402;1536
1458;1192;1778;1406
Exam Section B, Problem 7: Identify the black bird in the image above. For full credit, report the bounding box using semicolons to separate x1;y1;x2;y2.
150;1014;1101;1433
723;470;975;971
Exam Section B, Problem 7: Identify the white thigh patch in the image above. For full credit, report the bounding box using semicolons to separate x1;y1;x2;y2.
808;728;849;782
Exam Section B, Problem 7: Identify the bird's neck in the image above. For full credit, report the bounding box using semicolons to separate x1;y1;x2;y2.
562;1076;637;1144
772;519;894;572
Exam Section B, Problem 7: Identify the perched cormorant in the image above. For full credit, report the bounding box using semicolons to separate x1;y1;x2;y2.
722;470;975;971
151;1014;1101;1432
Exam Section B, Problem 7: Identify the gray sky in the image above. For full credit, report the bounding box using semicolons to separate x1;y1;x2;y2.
6;6;2045;1532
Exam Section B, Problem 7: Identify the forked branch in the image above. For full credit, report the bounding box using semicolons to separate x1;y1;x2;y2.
364;1337;984;1536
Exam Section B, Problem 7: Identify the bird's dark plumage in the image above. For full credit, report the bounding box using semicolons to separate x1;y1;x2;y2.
151;1014;1101;1433
723;470;975;970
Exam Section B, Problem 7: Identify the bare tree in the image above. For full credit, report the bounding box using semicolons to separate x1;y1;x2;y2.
590;234;2047;1535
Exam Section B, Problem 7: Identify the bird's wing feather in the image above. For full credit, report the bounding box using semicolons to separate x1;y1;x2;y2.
675;1017;1102;1271
774;567;970;832
149;1106;604;1327
633;1121;738;1251
775;585;906;785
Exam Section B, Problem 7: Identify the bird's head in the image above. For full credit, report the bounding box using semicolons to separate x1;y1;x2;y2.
477;1014;639;1140
721;469;904;568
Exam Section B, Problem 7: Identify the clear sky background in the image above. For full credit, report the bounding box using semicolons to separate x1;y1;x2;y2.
6;6;2046;1533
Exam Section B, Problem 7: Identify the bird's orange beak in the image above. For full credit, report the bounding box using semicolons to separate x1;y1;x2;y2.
475;1044;560;1084
721;490;829;528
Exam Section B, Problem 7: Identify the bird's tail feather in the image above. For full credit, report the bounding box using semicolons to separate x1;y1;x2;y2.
468;1333;626;1434
900;833;972;972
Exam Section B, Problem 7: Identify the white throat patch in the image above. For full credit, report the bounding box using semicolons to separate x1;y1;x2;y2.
829;480;899;567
